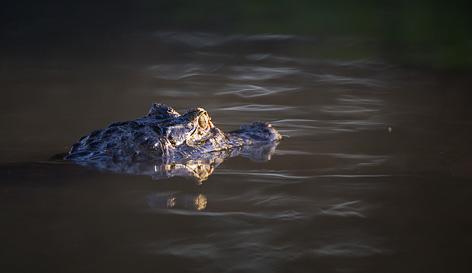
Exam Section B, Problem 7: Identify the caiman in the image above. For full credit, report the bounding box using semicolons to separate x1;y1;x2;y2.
65;103;282;181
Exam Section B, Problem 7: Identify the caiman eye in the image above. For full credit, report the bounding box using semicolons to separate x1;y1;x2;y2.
198;114;209;129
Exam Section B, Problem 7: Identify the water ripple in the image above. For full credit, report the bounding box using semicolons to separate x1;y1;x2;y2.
313;174;393;178
230;66;299;81
154;32;311;48
273;149;313;155
154;32;228;48
320;200;366;218
157;89;200;97
241;34;300;42
272;118;384;136
338;95;384;106
313;74;384;87
148;63;221;80
313;242;385;257
216;170;313;180
245;53;387;69
215;84;298;98
321;105;380;115
152;208;306;221
218;104;295;112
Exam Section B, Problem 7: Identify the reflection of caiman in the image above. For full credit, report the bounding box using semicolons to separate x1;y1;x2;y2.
65;103;282;181
146;192;208;211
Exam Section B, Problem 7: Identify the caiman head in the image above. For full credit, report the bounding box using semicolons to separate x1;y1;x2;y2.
149;105;226;158
159;107;215;147
150;103;282;156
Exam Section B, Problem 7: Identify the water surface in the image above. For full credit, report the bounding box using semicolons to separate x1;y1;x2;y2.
1;32;472;273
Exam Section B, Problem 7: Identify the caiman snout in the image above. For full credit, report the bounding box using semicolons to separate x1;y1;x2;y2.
233;122;282;142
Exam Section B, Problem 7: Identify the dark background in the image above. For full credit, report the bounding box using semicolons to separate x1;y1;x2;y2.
2;0;471;70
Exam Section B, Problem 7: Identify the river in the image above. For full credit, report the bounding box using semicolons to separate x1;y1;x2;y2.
1;31;471;273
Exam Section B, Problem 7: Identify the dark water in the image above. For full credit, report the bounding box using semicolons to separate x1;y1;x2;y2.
1;32;472;273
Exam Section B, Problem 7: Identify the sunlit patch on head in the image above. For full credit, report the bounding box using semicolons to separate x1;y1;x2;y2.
183;107;215;146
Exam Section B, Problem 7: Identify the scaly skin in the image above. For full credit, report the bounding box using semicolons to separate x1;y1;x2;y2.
65;103;282;181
